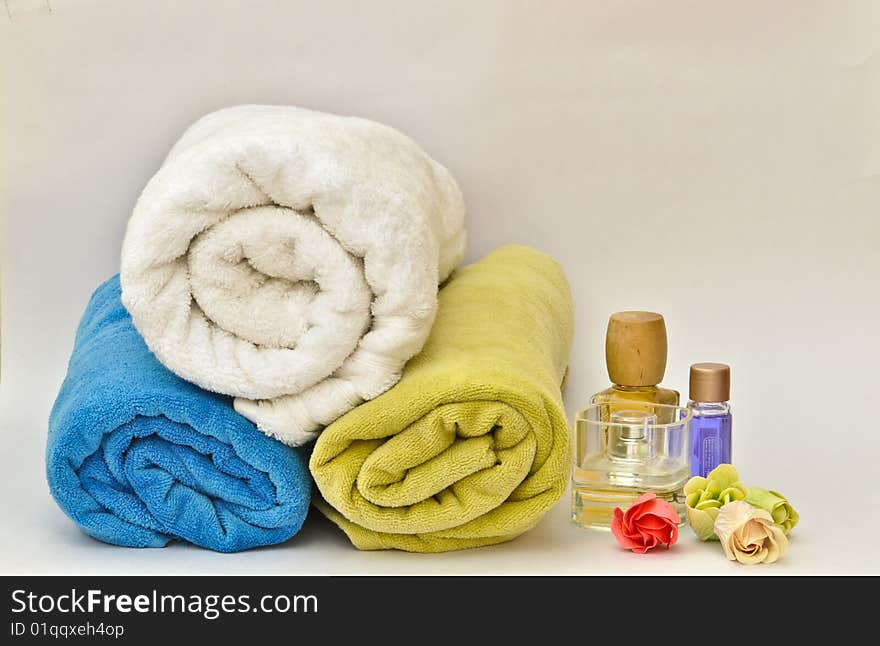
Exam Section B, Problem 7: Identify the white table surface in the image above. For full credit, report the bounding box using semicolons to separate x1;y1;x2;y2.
2;0;878;575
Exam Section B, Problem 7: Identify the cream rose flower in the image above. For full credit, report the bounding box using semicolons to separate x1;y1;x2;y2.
714;501;789;565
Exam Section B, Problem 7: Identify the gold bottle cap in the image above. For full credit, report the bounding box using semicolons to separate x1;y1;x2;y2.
605;311;668;387
689;363;730;402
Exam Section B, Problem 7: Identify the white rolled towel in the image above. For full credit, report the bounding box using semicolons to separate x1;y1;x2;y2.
120;105;466;446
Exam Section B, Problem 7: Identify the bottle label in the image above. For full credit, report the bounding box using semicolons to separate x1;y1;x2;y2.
701;436;721;477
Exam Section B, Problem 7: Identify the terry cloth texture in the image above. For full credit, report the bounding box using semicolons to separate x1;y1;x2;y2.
120;105;466;446
47;276;311;553
310;245;573;552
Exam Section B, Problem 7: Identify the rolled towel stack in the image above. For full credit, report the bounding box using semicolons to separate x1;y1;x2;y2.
48;106;573;555
120;105;466;447
47;277;310;552
310;245;573;552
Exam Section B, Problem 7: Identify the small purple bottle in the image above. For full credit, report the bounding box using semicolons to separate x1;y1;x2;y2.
688;363;732;477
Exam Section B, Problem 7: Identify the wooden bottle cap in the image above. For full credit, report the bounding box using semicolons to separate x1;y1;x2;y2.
605;311;668;387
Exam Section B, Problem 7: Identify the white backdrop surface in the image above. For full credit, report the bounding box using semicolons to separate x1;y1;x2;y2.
1;0;878;574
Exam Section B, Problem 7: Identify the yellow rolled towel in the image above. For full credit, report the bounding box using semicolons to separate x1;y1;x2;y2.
310;245;573;552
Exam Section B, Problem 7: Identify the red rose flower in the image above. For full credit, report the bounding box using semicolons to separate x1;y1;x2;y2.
611;492;681;553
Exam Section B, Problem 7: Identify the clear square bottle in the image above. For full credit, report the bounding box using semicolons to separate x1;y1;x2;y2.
572;403;692;529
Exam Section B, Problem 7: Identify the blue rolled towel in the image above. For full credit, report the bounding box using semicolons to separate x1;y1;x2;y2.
47;276;311;552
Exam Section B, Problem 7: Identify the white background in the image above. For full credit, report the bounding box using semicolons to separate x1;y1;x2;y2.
2;0;878;574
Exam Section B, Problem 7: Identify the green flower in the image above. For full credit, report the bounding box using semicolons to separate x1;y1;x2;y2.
746;487;799;536
684;464;747;540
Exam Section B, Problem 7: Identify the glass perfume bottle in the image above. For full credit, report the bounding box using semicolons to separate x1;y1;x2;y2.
572;403;692;529
590;312;679;422
688;362;732;477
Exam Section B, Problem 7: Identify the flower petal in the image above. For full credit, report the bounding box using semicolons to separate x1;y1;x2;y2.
718;486;747;504
741;519;768;546
612;507;645;551
667;522;679;547
734;546;765;565
636;498;681;525
624;492;657;522
638;525;673;546
707;464;742;489
714;501;787;565
684;476;708;496
627;532;660;554
762;523;789;563
630;492;659;507
687;507;719;541
635;514;666;531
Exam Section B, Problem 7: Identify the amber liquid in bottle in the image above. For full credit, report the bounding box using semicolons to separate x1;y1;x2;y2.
590;385;680;422
573;311;684;528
